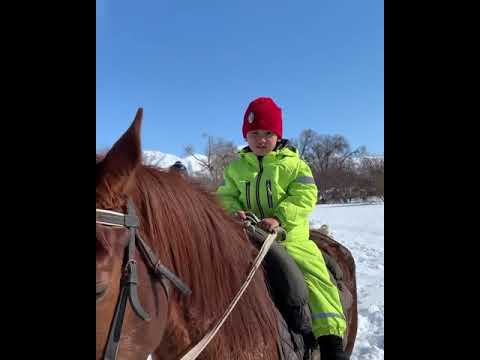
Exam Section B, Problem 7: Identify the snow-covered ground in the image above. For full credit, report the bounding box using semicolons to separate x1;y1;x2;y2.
145;202;384;360
311;203;384;359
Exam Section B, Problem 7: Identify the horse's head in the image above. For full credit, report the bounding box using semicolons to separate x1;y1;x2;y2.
96;108;289;360
96;108;173;360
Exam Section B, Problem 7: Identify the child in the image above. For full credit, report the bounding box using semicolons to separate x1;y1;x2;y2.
217;97;349;360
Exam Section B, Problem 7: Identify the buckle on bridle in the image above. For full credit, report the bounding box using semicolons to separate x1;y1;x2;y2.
124;259;137;273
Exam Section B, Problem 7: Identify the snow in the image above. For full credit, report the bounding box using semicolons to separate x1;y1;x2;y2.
310;203;384;359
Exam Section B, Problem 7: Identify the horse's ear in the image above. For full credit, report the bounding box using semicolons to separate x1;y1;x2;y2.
96;108;143;196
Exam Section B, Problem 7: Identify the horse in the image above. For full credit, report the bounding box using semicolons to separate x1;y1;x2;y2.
96;108;357;360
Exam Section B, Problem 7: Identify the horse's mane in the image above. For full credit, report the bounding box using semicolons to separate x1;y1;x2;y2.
97;156;279;357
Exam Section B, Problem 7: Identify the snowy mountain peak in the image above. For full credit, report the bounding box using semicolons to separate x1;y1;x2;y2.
142;150;208;174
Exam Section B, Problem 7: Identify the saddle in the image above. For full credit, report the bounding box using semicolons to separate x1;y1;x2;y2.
242;213;354;360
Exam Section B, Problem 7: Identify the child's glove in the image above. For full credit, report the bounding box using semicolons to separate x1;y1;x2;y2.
234;210;247;221
258;217;280;233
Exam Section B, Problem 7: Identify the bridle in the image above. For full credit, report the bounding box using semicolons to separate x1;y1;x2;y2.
97;201;280;360
96;199;191;360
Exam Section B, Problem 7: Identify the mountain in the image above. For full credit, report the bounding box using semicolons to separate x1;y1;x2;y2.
142;150;208;175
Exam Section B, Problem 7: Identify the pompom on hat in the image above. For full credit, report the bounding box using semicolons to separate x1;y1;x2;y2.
242;97;282;139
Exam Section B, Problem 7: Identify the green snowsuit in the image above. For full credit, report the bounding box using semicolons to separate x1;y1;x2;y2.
217;142;346;338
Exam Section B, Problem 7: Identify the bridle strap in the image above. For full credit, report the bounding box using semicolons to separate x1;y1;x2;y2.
96;204;191;296
98;200;191;360
136;233;192;296
103;277;130;360
125;217;151;321
96;208;139;228
102;207;150;360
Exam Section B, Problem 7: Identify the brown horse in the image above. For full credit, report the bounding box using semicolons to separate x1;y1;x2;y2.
96;108;357;360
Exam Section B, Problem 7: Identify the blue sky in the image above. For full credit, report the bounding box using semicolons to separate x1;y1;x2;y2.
96;0;384;156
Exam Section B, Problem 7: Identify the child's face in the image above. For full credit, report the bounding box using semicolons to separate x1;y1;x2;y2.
246;130;279;156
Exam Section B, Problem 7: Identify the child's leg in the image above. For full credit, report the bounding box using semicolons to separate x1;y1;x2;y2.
282;239;346;339
318;335;350;360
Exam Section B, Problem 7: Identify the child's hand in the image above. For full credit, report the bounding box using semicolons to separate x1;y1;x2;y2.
258;217;280;233
234;211;247;221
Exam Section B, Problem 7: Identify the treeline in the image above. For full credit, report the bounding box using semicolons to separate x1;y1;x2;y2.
184;130;384;203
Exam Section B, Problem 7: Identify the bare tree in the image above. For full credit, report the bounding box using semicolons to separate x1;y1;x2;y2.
185;134;238;188
307;134;365;173
292;129;318;159
358;157;384;201
292;130;378;203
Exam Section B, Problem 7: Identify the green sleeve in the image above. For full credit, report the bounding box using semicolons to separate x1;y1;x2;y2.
216;165;243;214
274;160;317;229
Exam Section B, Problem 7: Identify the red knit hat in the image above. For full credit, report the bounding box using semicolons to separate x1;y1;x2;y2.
242;97;282;139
